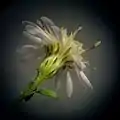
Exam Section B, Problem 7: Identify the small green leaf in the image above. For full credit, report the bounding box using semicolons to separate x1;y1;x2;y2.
36;89;58;99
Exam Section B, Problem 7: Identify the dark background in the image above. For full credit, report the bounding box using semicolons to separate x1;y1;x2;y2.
1;0;119;120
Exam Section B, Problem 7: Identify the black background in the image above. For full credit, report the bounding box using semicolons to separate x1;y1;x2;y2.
1;0;120;120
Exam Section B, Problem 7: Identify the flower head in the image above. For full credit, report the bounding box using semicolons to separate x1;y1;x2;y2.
19;16;101;98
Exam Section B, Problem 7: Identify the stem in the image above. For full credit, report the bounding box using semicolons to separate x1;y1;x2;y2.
32;74;45;90
19;71;46;102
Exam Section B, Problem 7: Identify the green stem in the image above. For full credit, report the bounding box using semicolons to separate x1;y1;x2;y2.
32;74;45;90
19;72;46;102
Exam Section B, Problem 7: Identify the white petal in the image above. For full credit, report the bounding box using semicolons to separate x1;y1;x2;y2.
72;55;84;70
23;21;53;44
79;71;93;89
22;21;39;28
37;19;61;41
62;29;67;44
21;45;38;49
54;77;61;90
36;20;43;27
16;44;43;62
80;62;86;70
16;45;38;53
66;71;73;98
24;25;50;43
54;71;62;90
75;58;86;70
74;65;93;89
23;31;42;44
25;25;41;35
41;16;55;26
51;26;61;40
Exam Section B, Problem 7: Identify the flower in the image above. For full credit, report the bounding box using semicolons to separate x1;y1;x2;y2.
19;16;101;98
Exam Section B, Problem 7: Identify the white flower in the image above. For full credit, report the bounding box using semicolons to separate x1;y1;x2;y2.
18;16;101;98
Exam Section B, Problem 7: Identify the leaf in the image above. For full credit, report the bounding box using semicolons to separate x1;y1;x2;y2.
36;89;58;99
